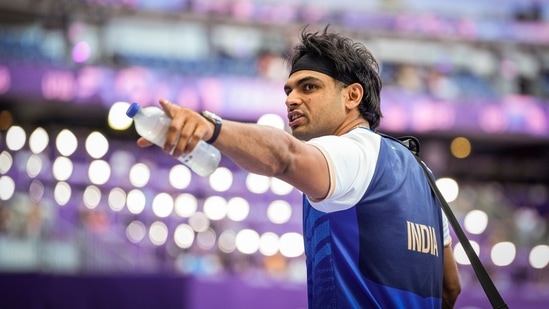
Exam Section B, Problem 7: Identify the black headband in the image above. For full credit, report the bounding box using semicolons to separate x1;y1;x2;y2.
289;54;356;85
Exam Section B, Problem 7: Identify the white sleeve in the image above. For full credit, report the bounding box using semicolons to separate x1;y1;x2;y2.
305;131;381;213
442;211;452;246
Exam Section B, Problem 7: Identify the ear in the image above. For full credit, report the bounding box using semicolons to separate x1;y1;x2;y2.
344;83;363;109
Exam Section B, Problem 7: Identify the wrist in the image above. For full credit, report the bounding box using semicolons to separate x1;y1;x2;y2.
200;110;222;144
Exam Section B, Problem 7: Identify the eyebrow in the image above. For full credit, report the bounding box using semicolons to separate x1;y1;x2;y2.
284;75;325;93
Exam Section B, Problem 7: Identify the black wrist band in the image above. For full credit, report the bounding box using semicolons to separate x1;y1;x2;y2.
201;110;222;144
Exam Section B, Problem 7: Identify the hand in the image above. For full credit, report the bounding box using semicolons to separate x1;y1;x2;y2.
136;99;214;158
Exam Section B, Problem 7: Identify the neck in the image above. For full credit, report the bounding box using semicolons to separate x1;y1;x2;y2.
336;118;370;136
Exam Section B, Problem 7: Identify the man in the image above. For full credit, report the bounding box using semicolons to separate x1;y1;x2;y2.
137;26;461;308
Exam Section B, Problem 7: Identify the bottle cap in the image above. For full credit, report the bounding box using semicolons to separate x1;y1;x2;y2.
126;102;141;118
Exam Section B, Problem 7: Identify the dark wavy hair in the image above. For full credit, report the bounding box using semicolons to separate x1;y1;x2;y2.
287;25;383;130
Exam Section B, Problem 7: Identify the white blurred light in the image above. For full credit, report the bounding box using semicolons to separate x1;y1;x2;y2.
454;241;480;265
152;192;174;218
435;177;459;203
226;197;250;222
0;151;13;174
52;156;73;181
129;162;150;188
85;131;109;159
88;159;111;185
6;125;26;151
188;212;210;233
29;180;45;203
235;229;260;255
197;228;217;250
54;181;72;206
218;230;236;253
149;221;168;246
209;167;233;192
529;245;549;269
0;176;15;200
279;232;304;258
203;196;227;221
169;165;192;189
127;189;146;214
174;224;195;249
29;127;49;154
257;113;285;129
271;178;294;195
490;242;516;266
56;129;78;156
267;200;292;224
126;220;147;243
464;209;489;235
288;259;307;283
26;154;43;178
174;193;198;218
83;185;102;209
108;101;133;130
260;232;279;256
108;187;126;212
246;173;270;194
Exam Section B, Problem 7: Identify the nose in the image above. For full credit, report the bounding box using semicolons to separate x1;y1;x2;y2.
285;90;301;111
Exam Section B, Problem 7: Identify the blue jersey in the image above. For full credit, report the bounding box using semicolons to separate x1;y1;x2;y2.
304;128;445;308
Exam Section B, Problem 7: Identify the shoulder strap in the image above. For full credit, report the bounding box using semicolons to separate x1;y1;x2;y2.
378;132;509;309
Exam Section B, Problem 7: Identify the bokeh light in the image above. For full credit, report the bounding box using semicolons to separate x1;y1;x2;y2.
235;229;260;255
108;102;133;130
174;224;195;249
267;200;292;224
464;209;489;235
246;173;270;194
85;131;109;159
209;167;233;192
436;177;459;203
0;176;15;200
56;129;78;157
454;241;480;265
6;125;26;151
490;242;516;266
226;197;250;222
88;159;111;185
129;162;150;188
29;127;49;154
152;192;174;218
174;193;198;218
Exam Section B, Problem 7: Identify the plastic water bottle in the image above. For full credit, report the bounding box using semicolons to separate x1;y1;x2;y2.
125;102;221;177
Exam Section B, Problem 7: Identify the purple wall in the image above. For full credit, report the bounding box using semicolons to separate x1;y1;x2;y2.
1;273;547;309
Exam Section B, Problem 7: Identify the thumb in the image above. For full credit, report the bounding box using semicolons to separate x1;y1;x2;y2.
137;137;153;148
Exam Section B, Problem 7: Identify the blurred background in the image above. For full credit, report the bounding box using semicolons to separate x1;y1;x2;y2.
0;0;548;308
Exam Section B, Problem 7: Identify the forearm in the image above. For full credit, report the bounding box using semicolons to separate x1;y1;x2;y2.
213;120;298;177
442;245;461;308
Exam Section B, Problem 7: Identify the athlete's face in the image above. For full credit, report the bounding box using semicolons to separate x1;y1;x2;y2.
284;70;348;141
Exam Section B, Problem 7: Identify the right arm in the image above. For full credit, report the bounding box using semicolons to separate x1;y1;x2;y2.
138;99;331;201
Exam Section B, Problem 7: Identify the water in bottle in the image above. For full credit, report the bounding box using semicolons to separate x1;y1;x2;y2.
125;102;221;177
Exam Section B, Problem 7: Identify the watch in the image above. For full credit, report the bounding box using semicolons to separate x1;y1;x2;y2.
201;110;222;144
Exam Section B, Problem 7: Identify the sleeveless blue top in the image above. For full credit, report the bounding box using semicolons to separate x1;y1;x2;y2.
303;130;444;308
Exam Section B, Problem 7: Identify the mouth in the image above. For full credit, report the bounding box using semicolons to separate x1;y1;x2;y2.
288;111;304;129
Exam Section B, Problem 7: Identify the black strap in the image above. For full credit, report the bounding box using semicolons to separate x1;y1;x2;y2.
415;156;509;309
379;133;508;309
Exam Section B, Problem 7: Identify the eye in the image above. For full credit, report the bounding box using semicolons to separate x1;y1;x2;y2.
284;87;292;96
303;83;317;92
